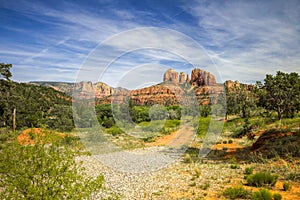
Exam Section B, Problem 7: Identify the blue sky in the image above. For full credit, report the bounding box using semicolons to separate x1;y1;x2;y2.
1;0;300;88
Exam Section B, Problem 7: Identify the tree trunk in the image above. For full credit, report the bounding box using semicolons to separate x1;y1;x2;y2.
12;107;16;131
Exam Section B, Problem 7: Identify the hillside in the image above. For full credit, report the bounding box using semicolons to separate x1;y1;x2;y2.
0;80;74;131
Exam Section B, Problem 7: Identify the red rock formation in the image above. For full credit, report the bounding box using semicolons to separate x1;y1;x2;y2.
179;72;186;84
191;68;217;86
186;74;190;82
163;69;179;84
55;68;224;106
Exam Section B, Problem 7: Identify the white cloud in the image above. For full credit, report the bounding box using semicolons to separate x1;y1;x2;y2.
183;0;300;82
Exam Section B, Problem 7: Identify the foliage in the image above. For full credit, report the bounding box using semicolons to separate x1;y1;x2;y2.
0;62;12;80
223;186;252;199
225;83;257;118
162;119;180;134
282;182;292;191
246;172;278;187
272;193;282;200
129;105;150;123
251;189;272;200
244;167;254;175
195;117;210;136
0;79;73;131
0;131;104;199
149;105;168;120
107;126;124;136
199;104;211;117
257;71;300;119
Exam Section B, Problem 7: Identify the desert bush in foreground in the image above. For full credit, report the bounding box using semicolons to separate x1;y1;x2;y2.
283;182;292;191
246;172;278;187
273;193;282;200
0;136;104;199
223;186;252;199
245;167;254;175
252;189;272;200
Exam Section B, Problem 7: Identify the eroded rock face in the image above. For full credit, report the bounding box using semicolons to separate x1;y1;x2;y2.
163;69;179;84
179;72;186;84
186;74;190;83
191;69;217;86
49;68;223;106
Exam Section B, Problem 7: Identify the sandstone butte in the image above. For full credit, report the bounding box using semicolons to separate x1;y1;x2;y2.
71;68;228;106
44;68;251;106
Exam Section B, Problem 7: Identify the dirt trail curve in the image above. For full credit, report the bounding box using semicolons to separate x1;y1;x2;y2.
146;123;195;148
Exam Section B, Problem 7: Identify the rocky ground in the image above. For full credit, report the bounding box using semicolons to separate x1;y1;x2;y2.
77;148;246;200
77;140;300;200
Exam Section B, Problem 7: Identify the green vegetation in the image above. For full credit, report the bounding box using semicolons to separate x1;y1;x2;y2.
273;193;282;200
107;125;124;136
246;172;278;187
0;129;104;199
223;186;252;199
245;167;254;175
257;71;300;120
283;182;292;191
0;64;73;131
0;62;12;80
252;189;273;200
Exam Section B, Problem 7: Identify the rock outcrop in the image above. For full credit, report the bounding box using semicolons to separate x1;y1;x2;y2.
191;68;216;86
179;72;186;84
186;74;190;82
163;69;178;85
163;68;217;86
35;68;224;106
224;80;253;91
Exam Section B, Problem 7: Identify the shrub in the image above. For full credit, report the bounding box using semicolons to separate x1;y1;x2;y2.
273;193;282;200
189;181;196;187
252;189;272;200
199;182;210;190
183;154;192;163
0;138;104;199
228;139;233;144
283;182;292;191
246;172;278;187
223;186;251;199
230;164;239;169
245;167;254;175
223;140;228;144
107;126;124;136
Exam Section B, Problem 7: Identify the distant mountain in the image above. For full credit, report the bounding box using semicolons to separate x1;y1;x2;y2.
32;68;247;106
29;81;74;96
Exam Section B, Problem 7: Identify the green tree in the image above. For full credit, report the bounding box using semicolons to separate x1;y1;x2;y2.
130;106;150;123
0;63;12;81
225;83;257;118
258;71;300;119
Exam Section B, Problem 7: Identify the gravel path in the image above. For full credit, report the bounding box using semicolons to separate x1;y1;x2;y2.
77;146;241;200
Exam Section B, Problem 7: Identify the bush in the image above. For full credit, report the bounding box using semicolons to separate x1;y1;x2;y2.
283;182;292;191
223;186;251;199
246;172;278;187
183;154;192;163
228;139;233;144
245;167;254;175
230;164;239;169
0;138;104;199
107;126;124;136
223;140;228;144
273;193;282;200
252;189;272;200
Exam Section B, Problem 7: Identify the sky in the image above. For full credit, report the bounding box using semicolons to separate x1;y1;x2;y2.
1;0;300;88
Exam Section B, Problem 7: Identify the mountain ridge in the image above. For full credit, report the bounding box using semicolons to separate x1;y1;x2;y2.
30;68;250;106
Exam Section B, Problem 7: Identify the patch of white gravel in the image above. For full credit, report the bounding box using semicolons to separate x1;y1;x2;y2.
77;147;241;200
